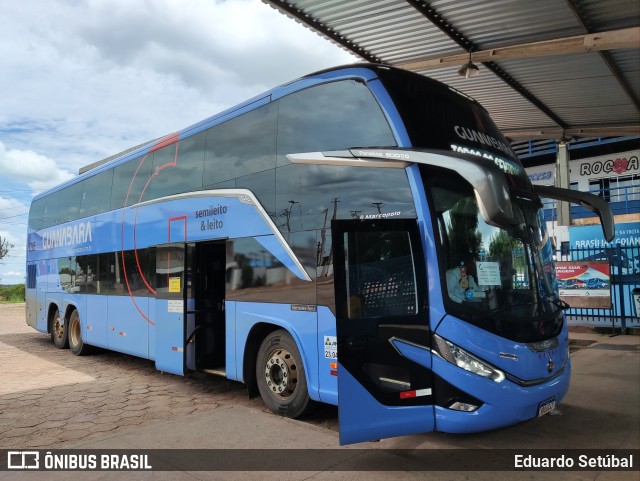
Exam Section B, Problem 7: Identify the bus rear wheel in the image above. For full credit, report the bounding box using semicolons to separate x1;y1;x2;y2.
69;309;91;356
256;329;315;418
51;307;68;349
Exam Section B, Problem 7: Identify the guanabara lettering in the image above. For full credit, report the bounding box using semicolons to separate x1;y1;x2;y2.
42;221;92;249
453;125;514;157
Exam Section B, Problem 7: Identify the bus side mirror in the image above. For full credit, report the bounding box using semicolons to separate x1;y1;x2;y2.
533;185;615;242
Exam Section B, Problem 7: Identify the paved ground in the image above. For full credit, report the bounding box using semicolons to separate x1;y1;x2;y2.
0;303;638;480
0;304;340;449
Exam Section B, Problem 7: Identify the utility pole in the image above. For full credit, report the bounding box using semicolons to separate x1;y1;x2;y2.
556;139;571;226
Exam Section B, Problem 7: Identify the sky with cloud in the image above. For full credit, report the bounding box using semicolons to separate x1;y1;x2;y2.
0;0;356;284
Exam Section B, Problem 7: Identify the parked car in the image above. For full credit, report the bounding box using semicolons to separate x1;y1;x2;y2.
562;279;586;289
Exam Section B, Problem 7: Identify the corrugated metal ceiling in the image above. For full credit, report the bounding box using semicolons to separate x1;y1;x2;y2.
264;0;640;143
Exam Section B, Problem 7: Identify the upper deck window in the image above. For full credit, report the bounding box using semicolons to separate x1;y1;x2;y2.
277;79;396;165
204;103;277;186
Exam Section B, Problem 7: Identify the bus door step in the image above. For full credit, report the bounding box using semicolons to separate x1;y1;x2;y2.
203;367;226;377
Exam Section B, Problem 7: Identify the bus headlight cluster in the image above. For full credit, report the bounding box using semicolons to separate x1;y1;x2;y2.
433;334;505;383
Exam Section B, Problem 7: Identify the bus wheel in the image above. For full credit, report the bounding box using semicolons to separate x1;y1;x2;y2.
68;309;91;356
51;307;69;349
256;329;315;418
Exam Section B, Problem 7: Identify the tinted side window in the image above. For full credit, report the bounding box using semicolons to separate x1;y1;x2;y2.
83;255;98;293
57;182;83;224
42;191;60;229
149;132;206;200
97;252;119;295
343;230;419;319
81;169;114;218
58;256;76;293
111;156;153;209
27;264;37;289
123;249;155;296
203;103;277;187
226;235;315;305
277;80;396;166
275;164;416;233
29;199;45;231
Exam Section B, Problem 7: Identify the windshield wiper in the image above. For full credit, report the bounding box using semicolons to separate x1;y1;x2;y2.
483;300;539;320
485;298;563;321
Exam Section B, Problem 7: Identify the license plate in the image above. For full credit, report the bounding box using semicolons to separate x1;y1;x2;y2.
537;398;556;417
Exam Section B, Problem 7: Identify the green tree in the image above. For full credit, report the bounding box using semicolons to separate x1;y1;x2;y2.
488;230;514;258
0;236;12;263
489;230;526;288
445;198;482;263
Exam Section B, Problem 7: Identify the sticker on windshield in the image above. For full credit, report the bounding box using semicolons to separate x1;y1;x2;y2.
477;261;501;286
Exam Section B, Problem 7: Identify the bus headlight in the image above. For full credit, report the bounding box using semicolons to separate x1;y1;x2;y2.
433;334;505;383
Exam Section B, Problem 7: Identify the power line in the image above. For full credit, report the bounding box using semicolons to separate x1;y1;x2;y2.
0;188;41;193
0;207;28;214
0;213;28;221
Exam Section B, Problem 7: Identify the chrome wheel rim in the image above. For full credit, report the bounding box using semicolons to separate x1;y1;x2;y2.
264;348;298;399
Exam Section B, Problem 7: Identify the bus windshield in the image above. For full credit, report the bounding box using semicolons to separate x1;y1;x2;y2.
429;170;562;342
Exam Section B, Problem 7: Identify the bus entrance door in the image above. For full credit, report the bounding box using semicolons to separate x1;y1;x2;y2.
155;243;187;375
188;241;226;375
332;219;435;445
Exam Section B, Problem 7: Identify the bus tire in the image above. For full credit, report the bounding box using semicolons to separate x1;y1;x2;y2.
256;329;315;418
51;307;69;349
68;309;92;356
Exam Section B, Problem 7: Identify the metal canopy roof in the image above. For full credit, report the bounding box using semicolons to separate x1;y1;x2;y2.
264;0;640;143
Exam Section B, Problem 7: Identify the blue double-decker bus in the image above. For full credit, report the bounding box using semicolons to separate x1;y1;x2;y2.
25;64;613;445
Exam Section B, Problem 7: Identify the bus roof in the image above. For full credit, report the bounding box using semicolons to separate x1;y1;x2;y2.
35;63;490;201
36;64;387;201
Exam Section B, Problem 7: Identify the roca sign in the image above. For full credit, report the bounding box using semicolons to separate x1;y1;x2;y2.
579;155;639;176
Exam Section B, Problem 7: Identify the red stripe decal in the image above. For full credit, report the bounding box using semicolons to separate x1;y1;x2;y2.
149;132;180;153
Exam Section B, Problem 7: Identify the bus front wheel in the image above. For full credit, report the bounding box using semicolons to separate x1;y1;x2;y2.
51;307;68;349
256;329;315;418
68;309;92;356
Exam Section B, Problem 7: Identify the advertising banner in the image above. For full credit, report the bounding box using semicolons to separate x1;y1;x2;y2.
556;260;611;309
569;222;640;276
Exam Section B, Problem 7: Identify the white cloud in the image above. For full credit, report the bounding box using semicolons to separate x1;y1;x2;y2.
0;196;28;212
0;228;26;285
0;0;357;284
1;271;23;278
0;141;75;191
0;0;355;176
0;230;24;251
